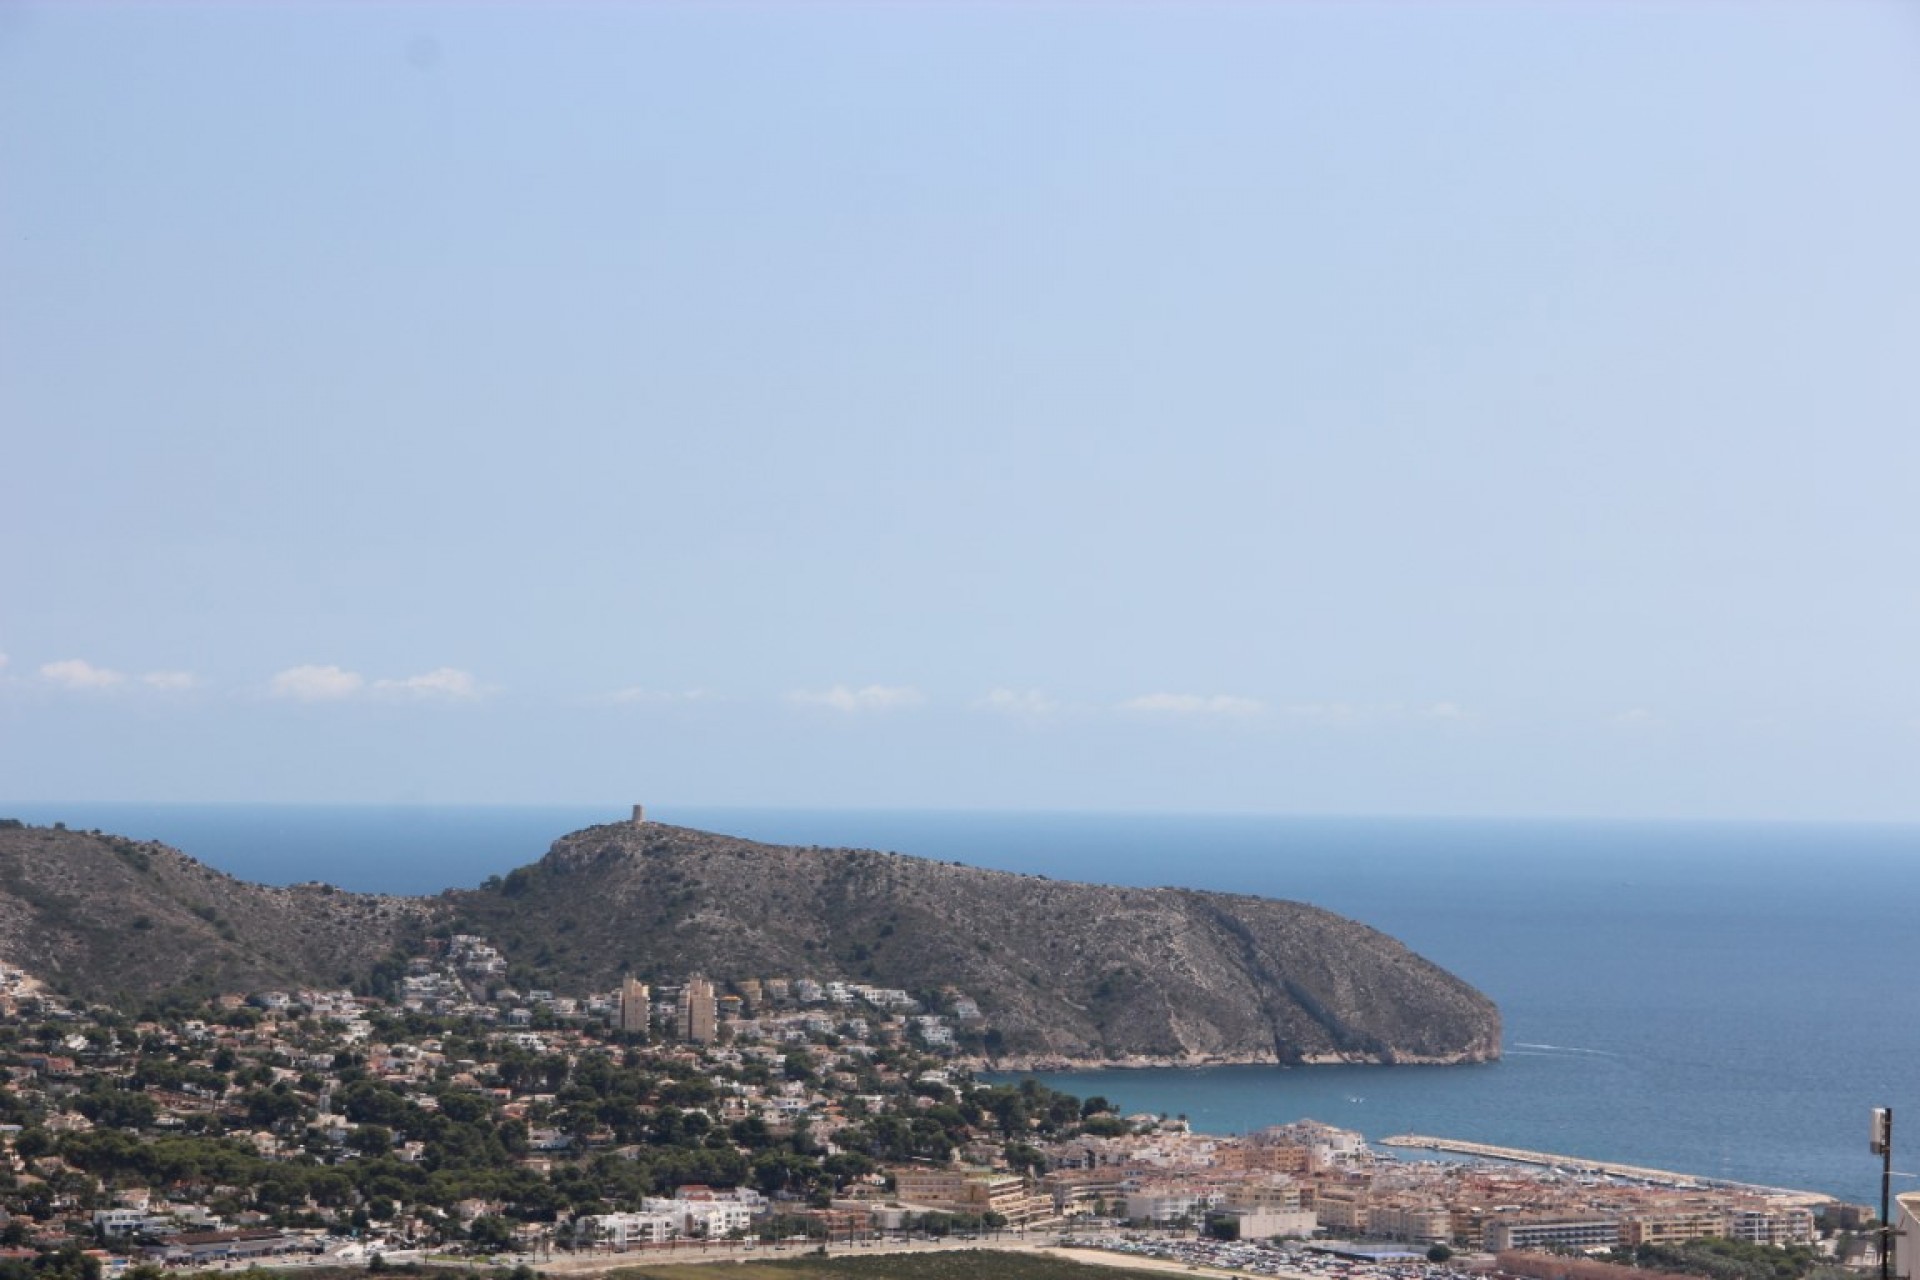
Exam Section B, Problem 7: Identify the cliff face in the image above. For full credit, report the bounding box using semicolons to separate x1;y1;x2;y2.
444;822;1501;1065
0;819;1499;1065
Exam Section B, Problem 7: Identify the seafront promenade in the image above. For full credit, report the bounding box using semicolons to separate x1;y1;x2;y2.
1379;1135;1834;1204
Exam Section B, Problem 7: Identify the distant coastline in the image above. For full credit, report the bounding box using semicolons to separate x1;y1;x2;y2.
2;803;1915;1203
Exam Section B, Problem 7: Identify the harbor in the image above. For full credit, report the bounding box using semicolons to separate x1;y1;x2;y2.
1379;1135;1835;1205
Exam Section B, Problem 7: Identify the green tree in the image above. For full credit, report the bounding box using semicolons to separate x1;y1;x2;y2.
467;1215;515;1253
349;1125;394;1157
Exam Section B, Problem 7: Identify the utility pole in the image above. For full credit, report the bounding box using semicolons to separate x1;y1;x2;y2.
1874;1107;1894;1280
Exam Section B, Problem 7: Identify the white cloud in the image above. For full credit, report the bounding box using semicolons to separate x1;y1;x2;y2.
1271;701;1478;727
1120;692;1265;718
977;687;1061;718
1279;701;1364;724
30;658;199;694
40;658;126;690
373;667;483;700
270;664;485;702
270;664;365;701
787;684;927;713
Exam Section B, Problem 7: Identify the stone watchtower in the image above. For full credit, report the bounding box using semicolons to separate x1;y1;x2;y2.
631;804;646;826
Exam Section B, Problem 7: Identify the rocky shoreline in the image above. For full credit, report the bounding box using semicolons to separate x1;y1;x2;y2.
968;1044;1502;1074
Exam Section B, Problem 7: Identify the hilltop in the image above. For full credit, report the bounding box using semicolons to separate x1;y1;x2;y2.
0;820;431;1002
0;817;1498;1065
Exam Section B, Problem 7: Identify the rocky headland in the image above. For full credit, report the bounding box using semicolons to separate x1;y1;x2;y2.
0;817;1499;1066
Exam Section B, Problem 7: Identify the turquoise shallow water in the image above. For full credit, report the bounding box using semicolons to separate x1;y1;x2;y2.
6;802;1916;1205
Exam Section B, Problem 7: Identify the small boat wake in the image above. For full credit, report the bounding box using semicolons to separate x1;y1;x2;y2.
1511;1042;1622;1057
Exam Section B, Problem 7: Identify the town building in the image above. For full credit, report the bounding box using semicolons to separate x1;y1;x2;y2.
617;976;650;1035
678;975;717;1044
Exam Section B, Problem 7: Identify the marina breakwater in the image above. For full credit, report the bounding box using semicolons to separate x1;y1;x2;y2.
1380;1135;1836;1204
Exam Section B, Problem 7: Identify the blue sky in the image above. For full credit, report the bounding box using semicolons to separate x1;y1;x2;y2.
3;2;1917;818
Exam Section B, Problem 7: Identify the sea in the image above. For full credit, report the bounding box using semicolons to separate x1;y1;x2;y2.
5;801;1917;1207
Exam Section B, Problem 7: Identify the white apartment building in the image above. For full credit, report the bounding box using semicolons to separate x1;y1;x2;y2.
584;1212;675;1248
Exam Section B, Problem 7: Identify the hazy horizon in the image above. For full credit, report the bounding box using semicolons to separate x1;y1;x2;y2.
8;799;1920;837
5;3;1916;820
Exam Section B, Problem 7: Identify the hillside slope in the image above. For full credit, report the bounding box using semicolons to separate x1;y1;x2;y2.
443;822;1501;1065
0;822;429;1004
0;819;1499;1065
